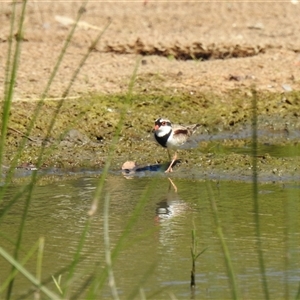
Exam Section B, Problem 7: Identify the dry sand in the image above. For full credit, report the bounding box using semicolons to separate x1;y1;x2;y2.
1;1;300;100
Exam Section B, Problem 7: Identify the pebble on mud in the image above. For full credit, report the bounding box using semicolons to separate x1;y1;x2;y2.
122;161;137;177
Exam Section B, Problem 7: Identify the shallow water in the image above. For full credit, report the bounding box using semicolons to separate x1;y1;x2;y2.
201;141;300;158
1;173;300;299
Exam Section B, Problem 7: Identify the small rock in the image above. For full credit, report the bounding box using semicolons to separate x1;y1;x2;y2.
247;22;264;30
122;161;137;171
228;74;243;81
282;84;293;92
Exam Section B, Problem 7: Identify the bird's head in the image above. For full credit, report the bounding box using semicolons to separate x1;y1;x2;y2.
154;118;172;136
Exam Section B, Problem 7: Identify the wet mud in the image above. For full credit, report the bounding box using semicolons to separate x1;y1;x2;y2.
3;90;300;183
1;2;300;182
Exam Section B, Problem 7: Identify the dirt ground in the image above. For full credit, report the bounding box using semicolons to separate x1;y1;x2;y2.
1;1;300;179
1;1;300;99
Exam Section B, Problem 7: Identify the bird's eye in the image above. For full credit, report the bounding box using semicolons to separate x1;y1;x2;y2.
162;122;166;125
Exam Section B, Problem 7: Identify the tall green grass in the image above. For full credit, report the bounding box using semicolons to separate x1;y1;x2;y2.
251;88;269;300
0;1;114;299
206;182;239;300
0;0;27;178
0;2;158;299
202;89;271;300
1;1;299;299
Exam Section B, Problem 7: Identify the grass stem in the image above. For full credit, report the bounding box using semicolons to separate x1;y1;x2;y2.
104;194;120;300
207;183;239;300
0;246;60;300
0;0;27;182
190;225;207;290
251;88;269;300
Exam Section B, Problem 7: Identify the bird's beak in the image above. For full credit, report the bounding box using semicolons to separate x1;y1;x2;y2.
154;124;159;131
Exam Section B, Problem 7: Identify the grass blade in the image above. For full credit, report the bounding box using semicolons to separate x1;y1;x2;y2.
0;247;60;300
0;0;27;179
207;183;239;300
103;193;119;300
251;88;269;299
88;56;140;217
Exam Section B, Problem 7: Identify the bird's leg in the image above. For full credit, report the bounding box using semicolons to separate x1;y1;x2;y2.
167;149;171;161
168;177;178;192
165;151;177;173
165;149;172;172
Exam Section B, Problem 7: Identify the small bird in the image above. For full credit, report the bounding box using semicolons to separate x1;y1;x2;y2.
153;118;200;173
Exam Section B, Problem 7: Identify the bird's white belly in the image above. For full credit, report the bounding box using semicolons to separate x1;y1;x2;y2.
166;137;184;149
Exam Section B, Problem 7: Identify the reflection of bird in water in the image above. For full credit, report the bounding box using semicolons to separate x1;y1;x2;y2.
156;196;187;220
155;178;190;251
121;161;162;179
156;178;188;220
153;118;200;173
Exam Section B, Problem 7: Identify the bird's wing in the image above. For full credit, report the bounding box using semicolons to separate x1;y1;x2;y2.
172;125;190;136
173;124;199;136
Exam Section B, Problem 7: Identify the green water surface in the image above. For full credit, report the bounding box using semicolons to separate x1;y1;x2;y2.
1;174;300;299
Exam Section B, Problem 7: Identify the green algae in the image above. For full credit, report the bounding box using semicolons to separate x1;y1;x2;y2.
2;89;300;180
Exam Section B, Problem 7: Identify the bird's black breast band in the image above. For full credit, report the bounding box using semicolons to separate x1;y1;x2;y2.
155;130;172;148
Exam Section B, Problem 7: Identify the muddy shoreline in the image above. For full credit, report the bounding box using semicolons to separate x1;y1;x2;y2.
1;2;300;182
3;90;300;183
